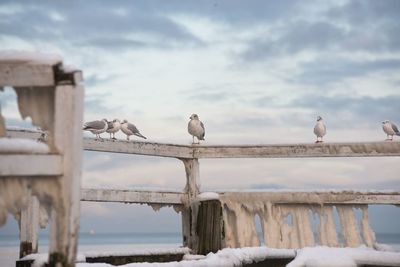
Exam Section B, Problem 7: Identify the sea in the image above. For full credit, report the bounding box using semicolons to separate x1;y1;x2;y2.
0;233;399;267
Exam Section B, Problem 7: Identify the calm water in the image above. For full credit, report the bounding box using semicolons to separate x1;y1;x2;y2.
0;232;399;267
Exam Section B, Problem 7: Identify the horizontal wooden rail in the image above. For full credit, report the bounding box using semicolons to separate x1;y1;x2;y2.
6;129;400;158
80;189;400;206
81;188;187;205
84;138;194;159
0;154;63;176
219;191;400;205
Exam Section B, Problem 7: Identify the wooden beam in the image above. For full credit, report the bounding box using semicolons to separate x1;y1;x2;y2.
81;188;187;205
219;191;400;205
0;62;57;87
83;137;194;159
0;154;63;176
193;142;400;158
6;130;400;158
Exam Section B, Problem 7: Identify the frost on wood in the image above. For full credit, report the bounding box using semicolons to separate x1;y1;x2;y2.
14;87;54;135
0;177;61;228
219;194;377;249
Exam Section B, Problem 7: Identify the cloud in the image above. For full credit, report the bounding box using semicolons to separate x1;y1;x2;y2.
0;1;202;50
294;58;400;85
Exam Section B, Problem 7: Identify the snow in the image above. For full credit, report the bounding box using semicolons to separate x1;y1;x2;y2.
83;247;190;258
197;192;219;200
6;126;44;133
76;247;295;267
0;50;62;65
22;253;86;267
287;246;400;267
21;246;400;267
0;137;49;154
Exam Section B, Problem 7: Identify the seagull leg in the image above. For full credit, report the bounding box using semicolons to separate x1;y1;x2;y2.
127;135;130;141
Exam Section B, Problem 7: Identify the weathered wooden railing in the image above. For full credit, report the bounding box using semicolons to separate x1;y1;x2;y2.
0;54;84;267
5;129;400;261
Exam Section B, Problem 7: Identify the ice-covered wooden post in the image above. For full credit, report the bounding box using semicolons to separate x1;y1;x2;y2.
0;52;84;267
19;190;40;258
180;158;200;251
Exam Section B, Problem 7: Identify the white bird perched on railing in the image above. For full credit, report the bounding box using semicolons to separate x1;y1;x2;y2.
314;116;326;143
106;119;121;140
120;119;147;141
83;119;108;140
382;120;400;141
188;113;205;144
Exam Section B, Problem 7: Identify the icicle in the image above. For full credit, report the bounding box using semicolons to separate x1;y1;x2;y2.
317;205;338;247
359;205;376;247
262;202;282;248
336;205;361;247
292;205;314;248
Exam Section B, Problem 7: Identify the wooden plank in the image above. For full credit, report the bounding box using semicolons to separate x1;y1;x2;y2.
84;137;193;159
49;84;84;266
81;188;186;205
0;154;63;176
19;191;39;258
6;130;400;158
0;63;56;87
193;142;400;158
219;191;400;205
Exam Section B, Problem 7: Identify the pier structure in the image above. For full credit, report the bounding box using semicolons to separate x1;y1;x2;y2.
6;128;400;262
0;55;84;267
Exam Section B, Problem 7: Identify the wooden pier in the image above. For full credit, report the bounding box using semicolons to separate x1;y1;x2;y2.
1;56;400;266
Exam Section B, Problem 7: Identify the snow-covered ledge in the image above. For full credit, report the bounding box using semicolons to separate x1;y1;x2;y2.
0;138;49;154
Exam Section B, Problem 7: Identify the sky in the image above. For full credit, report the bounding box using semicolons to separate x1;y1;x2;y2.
0;0;400;236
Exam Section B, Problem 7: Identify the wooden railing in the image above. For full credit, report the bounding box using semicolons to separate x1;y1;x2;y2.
5;129;400;257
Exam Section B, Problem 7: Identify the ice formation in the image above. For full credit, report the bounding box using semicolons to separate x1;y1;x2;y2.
218;193;377;249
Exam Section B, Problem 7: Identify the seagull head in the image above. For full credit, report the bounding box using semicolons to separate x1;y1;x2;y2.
190;114;199;120
102;118;108;122
382;120;389;124
122;119;128;124
317;116;323;121
113;119;120;123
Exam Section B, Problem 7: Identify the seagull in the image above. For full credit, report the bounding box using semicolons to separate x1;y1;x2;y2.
188;114;205;144
382;120;400;141
106;119;121;140
314;116;326;143
83;119;108;140
120;119;147;141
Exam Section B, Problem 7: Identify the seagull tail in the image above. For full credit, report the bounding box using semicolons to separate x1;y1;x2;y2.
134;132;147;139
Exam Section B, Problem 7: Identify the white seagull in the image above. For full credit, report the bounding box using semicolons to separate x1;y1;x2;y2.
83;119;108;140
121;120;147;141
188;114;205;144
106;119;121;140
313;116;326;143
382;120;400;141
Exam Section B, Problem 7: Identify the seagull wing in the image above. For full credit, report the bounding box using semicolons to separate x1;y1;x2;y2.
83;120;105;130
391;123;399;133
200;121;205;139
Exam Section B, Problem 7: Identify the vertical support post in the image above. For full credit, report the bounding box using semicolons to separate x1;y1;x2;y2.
180;158;200;251
49;83;84;267
196;199;222;255
19;190;39;258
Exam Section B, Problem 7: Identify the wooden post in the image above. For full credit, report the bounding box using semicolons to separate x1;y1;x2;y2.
196;199;223;255
19;190;39;258
48;83;84;267
180;159;200;250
